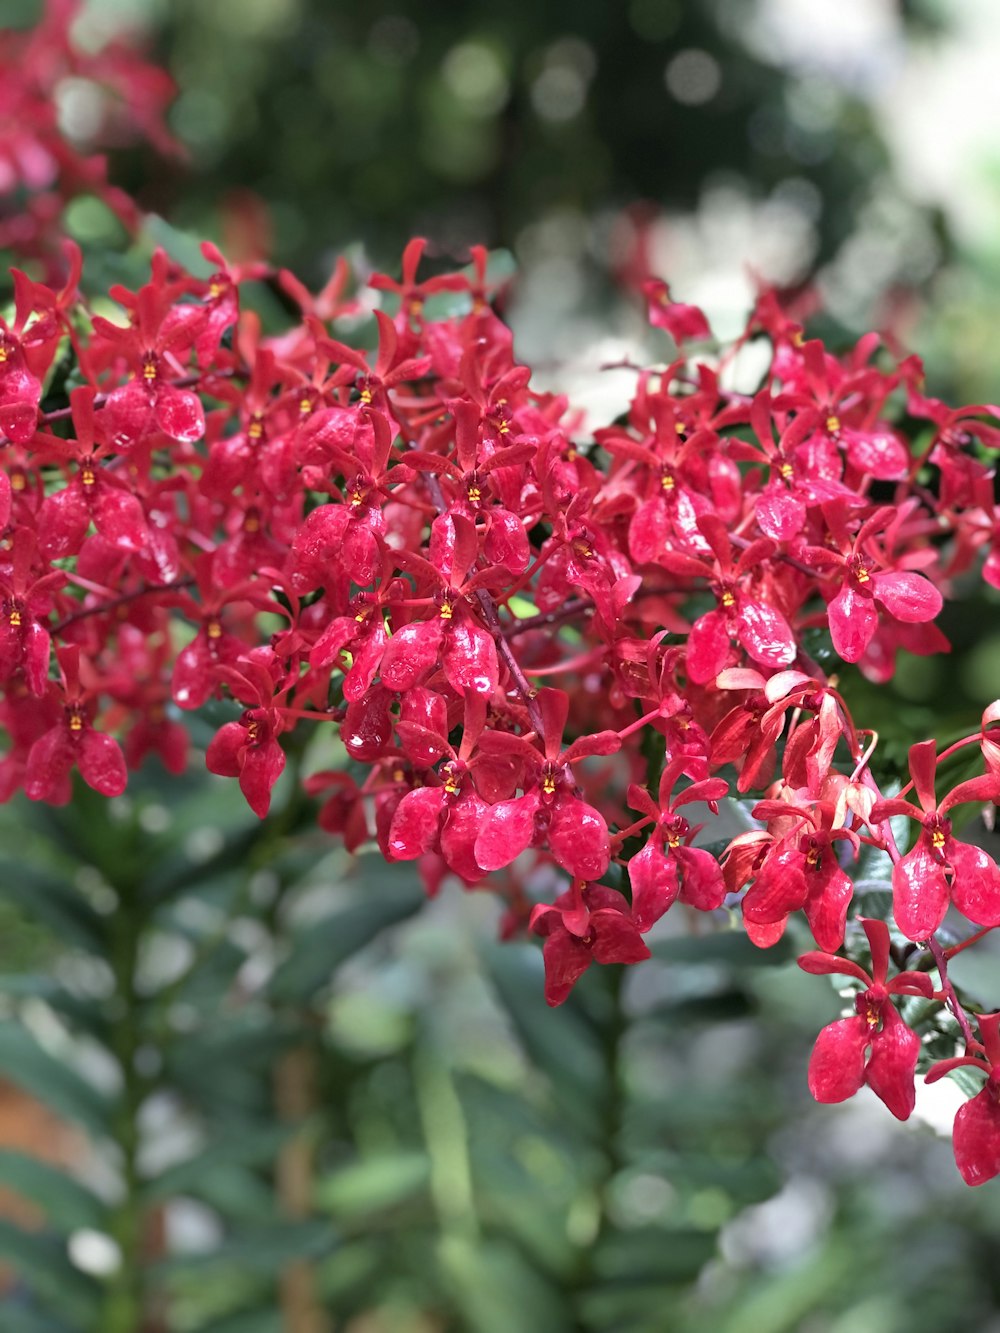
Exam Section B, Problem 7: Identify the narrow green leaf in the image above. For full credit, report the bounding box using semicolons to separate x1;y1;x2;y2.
269;882;424;1001
315;1151;430;1217
0;1219;100;1323
0;1151;104;1233
0;1023;112;1139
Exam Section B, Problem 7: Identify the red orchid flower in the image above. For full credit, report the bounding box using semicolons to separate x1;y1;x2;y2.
926;1012;1000;1186
24;645;127;802
474;687;620;882
530;880;650;1006
870;739;1000;941
799;917;933;1119
625;758;729;930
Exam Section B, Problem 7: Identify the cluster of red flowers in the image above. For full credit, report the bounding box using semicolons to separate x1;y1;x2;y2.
4;0;1000;1188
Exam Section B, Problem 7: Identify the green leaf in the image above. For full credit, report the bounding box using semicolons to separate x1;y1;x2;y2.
315;1150;430;1217
142;214;214;276
0;1220;100;1323
652;930;793;967
0;1151;104;1234
269;877;424;1001
144;1123;292;1202
481;942;607;1134
439;1234;573;1333
157;1220;337;1275
1;1310;77;1333
0;1023;112;1139
0;862;106;953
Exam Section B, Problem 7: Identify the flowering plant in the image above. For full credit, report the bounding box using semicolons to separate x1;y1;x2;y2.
4;1;1000;1196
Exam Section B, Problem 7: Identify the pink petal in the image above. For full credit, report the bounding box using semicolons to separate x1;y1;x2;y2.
474;793;539;871
873;571;943;624
755;484;806;541
205;720;245;777
380;620;444;692
590;909;652;965
802;862;853;952
441;621;499;697
155;386;205;444
94;486;148;551
675;845;726;911
236;746;283;818
892;840;950;940
548;797;611;882
865;1005;919;1120
37;485;90;559
686;609;731;685
628;841;680;932
953;1082;1000;1186
78;729;128;797
440;790;490;883
736;599;796;670
24;725;75;801
629;498;668;566
387;787;444;860
948;840;1000;928
828;582;878;663
807;1016;869;1103
540;930;593;1006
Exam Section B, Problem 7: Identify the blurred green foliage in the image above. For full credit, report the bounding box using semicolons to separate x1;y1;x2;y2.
1;764;998;1332
94;0;895;281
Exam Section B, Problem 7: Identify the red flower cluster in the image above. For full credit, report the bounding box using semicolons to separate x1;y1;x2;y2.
4;0;1000;1188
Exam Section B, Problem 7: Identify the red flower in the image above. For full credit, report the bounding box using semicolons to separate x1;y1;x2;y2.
23;647;127;802
926;1012;1000;1186
799;918;933;1119
625;759;728;930
205;662;286;818
474;688;619;882
870;739;1000;941
530;880;650;1006
641;279;711;344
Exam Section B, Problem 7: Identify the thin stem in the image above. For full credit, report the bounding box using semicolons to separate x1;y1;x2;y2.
928;932;977;1050
39;368;241;425
52;577;194;633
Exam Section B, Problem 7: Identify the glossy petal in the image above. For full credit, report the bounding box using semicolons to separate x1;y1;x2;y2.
24;725;75;801
675;845;727;911
78;729;127;797
238;739;285;818
755;484;805;542
628;841;680;932
474;793;539;870
736;598;796;669
380;620;443;692
387;786;444;860
154;385;206;444
540;930;593;1006
948;840;1000;928
953;1081;1000;1186
441;621;499;697
803;862;853;952
808;1016;869;1103
865;1004;919;1120
687;609;730;685
440;790;490;883
892;839;950;940
590;909;652;966
548;797;611;881
828;583;878;663
873;571;943;624
37;484;90;559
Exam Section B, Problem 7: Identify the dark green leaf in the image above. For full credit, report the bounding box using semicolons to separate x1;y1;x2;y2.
0;1023;112;1139
0;1151;104;1233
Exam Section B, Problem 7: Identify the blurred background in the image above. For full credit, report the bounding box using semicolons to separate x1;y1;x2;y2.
2;0;1000;1330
